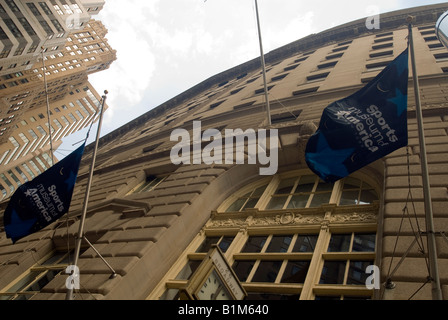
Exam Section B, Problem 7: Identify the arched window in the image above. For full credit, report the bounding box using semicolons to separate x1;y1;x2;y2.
222;173;378;212
149;171;380;301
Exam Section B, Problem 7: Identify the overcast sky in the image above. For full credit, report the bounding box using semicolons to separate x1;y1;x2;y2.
57;0;448;158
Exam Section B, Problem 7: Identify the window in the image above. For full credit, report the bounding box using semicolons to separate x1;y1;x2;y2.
0;251;73;300
332;46;348;53
319;232;376;292
270;110;302;124
129;176;166;194
369;50;393;59
434;52;448;62
151;171;379;300
225;184;267;212
293;86;319;96
317;61;338;69
374;36;393;43
339;178;377;205
365;60;392;72
372;42;393;50
266;175;333;209
196;236;235;253
306;72;330;83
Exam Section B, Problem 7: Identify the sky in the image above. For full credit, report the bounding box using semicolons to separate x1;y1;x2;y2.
57;0;448;158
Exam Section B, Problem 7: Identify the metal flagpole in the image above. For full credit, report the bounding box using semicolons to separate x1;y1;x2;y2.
254;0;271;126
41;47;55;166
66;90;116;300
407;17;442;300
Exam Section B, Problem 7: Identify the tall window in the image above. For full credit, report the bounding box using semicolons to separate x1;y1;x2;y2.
0;251;72;300
149;171;380;300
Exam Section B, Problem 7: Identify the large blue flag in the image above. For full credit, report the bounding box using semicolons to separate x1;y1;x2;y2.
305;48;409;183
3;143;85;243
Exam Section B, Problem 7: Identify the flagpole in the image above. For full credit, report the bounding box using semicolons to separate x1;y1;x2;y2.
66;90;112;300
407;17;442;300
254;0;271;126
41;47;55;166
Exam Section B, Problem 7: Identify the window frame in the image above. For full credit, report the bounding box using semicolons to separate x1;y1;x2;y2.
148;170;380;300
0;251;71;300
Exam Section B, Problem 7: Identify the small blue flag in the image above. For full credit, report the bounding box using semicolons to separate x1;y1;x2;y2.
3;143;85;243
305;48;409;183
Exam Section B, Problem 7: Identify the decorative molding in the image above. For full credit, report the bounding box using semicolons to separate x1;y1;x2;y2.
249;212;325;227
206;206;377;229
330;211;377;223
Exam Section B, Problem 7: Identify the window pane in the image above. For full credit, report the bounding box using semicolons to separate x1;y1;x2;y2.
281;261;310;283
359;189;377;204
233;260;255;282
226;198;245;212
252;261;282;283
292;235;318;252
218;236;234;253
295;175;315;193
175;260;202;280
347;260;373;285
343;177;361;189
340;190;359;205
160;288;180;300
7;271;40;293
242;236;267;253
275;177;296;194
41;252;67;265
352;234;375;252
26;270;59;292
252;185;267;197
266;235;292;253
243;197;259;209
309;192;332;207
315;181;334;192
320;261;346;284
267;196;288;209
287;194;309;208
328;234;351;252
196;237;220;253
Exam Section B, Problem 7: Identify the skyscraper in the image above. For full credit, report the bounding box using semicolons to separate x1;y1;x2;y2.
0;1;116;200
0;0;104;77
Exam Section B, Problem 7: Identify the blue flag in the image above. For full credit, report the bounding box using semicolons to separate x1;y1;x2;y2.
305;48;409;183
3;143;85;243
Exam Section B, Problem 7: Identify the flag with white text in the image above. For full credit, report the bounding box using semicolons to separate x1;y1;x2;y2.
3;143;85;243
305;48;409;182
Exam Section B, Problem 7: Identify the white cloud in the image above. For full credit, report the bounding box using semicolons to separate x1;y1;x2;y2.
89;0;158;125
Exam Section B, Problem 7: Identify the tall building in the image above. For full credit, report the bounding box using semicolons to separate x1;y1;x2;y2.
0;0;104;77
0;18;116;201
0;3;447;301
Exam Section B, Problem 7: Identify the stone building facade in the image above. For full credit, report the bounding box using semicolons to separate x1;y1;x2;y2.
1;3;448;300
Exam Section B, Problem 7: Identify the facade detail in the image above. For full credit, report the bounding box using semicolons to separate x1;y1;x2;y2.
0;3;448;301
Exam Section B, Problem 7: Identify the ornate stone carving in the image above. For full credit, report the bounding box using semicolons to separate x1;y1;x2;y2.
330;211;377;223
207;208;377;229
206;218;247;228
